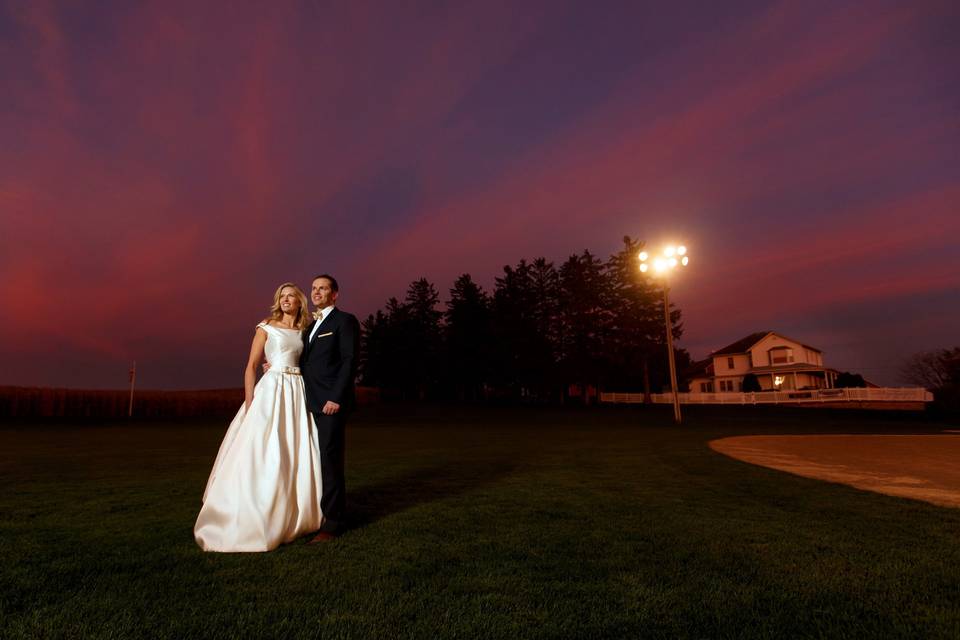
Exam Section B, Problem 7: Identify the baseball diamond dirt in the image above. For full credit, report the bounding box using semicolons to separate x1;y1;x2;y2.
711;434;960;508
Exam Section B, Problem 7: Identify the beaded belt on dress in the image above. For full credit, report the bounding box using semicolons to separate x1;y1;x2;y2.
272;366;301;375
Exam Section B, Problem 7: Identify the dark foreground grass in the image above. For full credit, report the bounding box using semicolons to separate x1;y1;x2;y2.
1;405;958;639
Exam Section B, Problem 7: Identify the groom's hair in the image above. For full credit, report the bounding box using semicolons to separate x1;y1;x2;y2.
314;274;339;292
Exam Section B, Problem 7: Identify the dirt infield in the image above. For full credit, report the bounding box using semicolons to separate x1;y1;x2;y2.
710;434;960;508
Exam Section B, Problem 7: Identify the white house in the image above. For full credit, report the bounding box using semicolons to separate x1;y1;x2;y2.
687;331;839;393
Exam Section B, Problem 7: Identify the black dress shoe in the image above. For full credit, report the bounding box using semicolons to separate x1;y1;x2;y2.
309;531;337;543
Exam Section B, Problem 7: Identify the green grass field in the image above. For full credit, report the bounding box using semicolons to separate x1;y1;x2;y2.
2;406;958;639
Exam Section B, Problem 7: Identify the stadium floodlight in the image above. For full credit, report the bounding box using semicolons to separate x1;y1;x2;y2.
638;244;691;424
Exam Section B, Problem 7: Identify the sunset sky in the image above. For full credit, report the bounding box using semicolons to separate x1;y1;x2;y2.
1;0;957;389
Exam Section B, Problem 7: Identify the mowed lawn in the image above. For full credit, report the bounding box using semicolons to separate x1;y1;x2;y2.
1;406;958;639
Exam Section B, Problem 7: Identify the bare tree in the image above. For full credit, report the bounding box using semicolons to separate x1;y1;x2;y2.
899;348;960;390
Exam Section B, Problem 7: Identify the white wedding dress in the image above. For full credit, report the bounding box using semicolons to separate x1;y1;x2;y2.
194;323;323;552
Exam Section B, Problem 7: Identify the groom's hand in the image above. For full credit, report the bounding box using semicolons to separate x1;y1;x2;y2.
322;400;340;415
261;362;271;374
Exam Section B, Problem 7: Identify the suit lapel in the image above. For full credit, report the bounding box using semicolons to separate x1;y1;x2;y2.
323;307;339;331
307;308;338;349
303;320;317;354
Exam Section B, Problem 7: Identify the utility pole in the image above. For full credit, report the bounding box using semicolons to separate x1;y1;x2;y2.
128;361;136;418
662;286;682;424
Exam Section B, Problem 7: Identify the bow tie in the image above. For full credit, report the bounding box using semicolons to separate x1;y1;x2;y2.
313;310;324;321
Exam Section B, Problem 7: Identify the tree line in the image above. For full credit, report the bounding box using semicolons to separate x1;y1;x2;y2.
359;237;690;403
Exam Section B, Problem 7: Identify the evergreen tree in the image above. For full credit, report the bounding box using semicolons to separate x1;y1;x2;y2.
404;278;443;399
604;236;664;397
445;274;492;401
528;258;562;399
359;311;387;387
379;297;413;397
492;260;555;400
558;250;611;402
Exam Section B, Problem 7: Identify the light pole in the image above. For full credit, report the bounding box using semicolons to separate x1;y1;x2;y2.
639;245;689;424
128;361;136;418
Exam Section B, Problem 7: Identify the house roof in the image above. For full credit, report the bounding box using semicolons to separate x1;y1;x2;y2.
683;358;713;379
711;331;822;356
712;332;770;356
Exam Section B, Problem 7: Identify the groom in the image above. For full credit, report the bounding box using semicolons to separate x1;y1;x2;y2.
300;274;360;541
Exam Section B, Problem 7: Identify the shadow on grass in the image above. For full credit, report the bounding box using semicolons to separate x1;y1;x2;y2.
348;460;521;530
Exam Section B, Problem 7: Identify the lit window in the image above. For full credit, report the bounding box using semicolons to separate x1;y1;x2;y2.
774;375;784;387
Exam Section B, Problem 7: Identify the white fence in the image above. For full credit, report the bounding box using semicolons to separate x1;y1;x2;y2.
600;387;933;405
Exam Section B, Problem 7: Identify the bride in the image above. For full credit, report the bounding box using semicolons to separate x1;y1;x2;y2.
194;283;323;552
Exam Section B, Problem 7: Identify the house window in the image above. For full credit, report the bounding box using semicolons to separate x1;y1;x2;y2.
727;357;735;369
700;383;709;392
769;347;793;364
720;380;737;392
774;375;784;388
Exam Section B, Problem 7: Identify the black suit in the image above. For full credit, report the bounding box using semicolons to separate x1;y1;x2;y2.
300;307;360;534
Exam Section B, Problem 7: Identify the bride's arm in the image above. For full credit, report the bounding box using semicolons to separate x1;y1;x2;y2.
244;328;268;411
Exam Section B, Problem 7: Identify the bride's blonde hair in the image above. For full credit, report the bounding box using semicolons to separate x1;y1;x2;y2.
264;282;311;330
